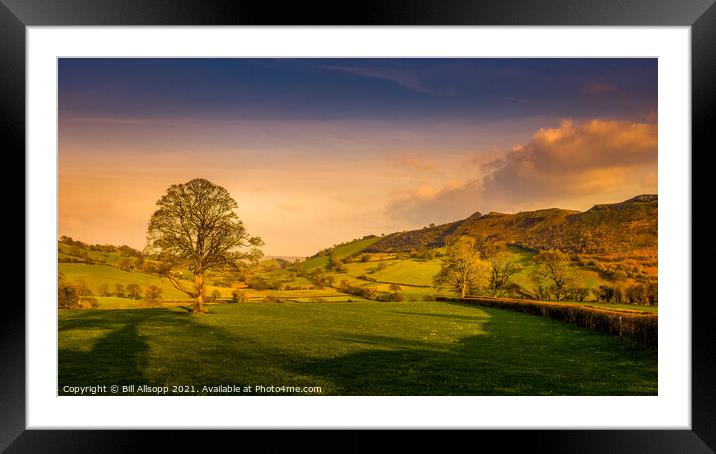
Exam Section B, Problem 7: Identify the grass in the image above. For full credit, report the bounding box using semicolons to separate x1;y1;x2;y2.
505;245;607;293
370;259;441;286
94;296;146;309
59;263;232;300
299;237;381;272
59;301;657;396
60;263;190;299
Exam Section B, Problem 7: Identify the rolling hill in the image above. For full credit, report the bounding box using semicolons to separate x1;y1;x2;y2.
57;194;657;309
365;194;657;255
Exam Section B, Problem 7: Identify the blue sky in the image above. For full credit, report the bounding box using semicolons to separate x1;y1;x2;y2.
59;58;658;255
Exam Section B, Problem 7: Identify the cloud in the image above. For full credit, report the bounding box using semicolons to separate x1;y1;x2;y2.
392;152;438;173
583;81;617;95
387;181;477;225
320;65;452;96
386;118;658;224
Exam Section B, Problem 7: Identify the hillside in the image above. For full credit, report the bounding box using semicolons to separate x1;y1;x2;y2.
57;195;657;310
363;195;657;282
366;195;656;254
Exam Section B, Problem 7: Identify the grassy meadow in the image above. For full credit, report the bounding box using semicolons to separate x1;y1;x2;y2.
57;235;658;396
56;59;660;400
59;301;656;395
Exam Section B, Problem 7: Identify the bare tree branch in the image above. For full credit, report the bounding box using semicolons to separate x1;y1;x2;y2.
164;273;198;298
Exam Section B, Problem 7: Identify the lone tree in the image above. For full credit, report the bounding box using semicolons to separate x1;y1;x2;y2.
433;236;488;298
530;249;573;301
486;252;522;297
388;283;402;294
145;178;263;314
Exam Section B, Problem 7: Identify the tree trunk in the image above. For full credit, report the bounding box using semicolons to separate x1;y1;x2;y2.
192;273;207;314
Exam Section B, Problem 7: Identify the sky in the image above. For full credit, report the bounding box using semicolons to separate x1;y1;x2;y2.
59;58;658;256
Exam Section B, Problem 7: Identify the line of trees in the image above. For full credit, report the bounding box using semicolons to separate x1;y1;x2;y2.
594;282;657;306
431;236;657;305
433;236;524;298
58;274;167;309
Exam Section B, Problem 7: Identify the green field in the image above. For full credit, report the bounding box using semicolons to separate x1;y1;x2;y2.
59;263;232;300
59;301;657;395
59;263;190;299
59;238;642;310
299;236;381;272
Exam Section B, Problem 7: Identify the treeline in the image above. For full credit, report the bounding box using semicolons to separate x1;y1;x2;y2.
530;282;657;306
432;238;658;307
363;195;657;279
57;274;164;309
593;283;658;306
59;236;171;275
60;236;142;257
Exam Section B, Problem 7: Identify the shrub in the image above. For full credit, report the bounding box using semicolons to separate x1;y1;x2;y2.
263;295;283;303
573;287;590;302
248;276;270;291
231;290;247;304
626;283;657;306
209;289;222;301
117;258;133;271
377;292;403;302
595;285;615;302
337;281;380;300
73;280;94;297
126;283;141;299
329;254;347;273
503;282;524;299
58;282;80;309
646;282;658;306
534;285;551;301
613;286;624;304
143;285;163;307
98;284;110;297
79;296;99;309
441;296;657;346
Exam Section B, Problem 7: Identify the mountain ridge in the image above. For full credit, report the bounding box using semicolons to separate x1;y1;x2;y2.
365;194;657;257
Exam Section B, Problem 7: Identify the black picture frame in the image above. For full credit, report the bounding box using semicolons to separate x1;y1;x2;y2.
5;0;713;451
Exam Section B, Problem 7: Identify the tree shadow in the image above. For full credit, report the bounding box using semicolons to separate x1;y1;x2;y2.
290;306;658;396
59;314;152;389
59;309;221;392
58;305;658;396
58;308;295;394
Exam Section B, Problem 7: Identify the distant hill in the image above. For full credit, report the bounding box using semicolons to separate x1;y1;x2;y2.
365;195;657;256
264;255;306;263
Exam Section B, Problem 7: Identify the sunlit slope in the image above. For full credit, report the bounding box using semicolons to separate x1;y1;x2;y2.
59;263;191;299
300;236;381;272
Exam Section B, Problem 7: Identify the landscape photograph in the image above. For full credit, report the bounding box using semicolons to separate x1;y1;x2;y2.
58;58;658;396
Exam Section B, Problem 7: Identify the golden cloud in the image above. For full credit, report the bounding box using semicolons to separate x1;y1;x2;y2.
387;118;658;224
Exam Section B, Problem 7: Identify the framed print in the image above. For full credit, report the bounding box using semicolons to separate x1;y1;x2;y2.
5;0;714;451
